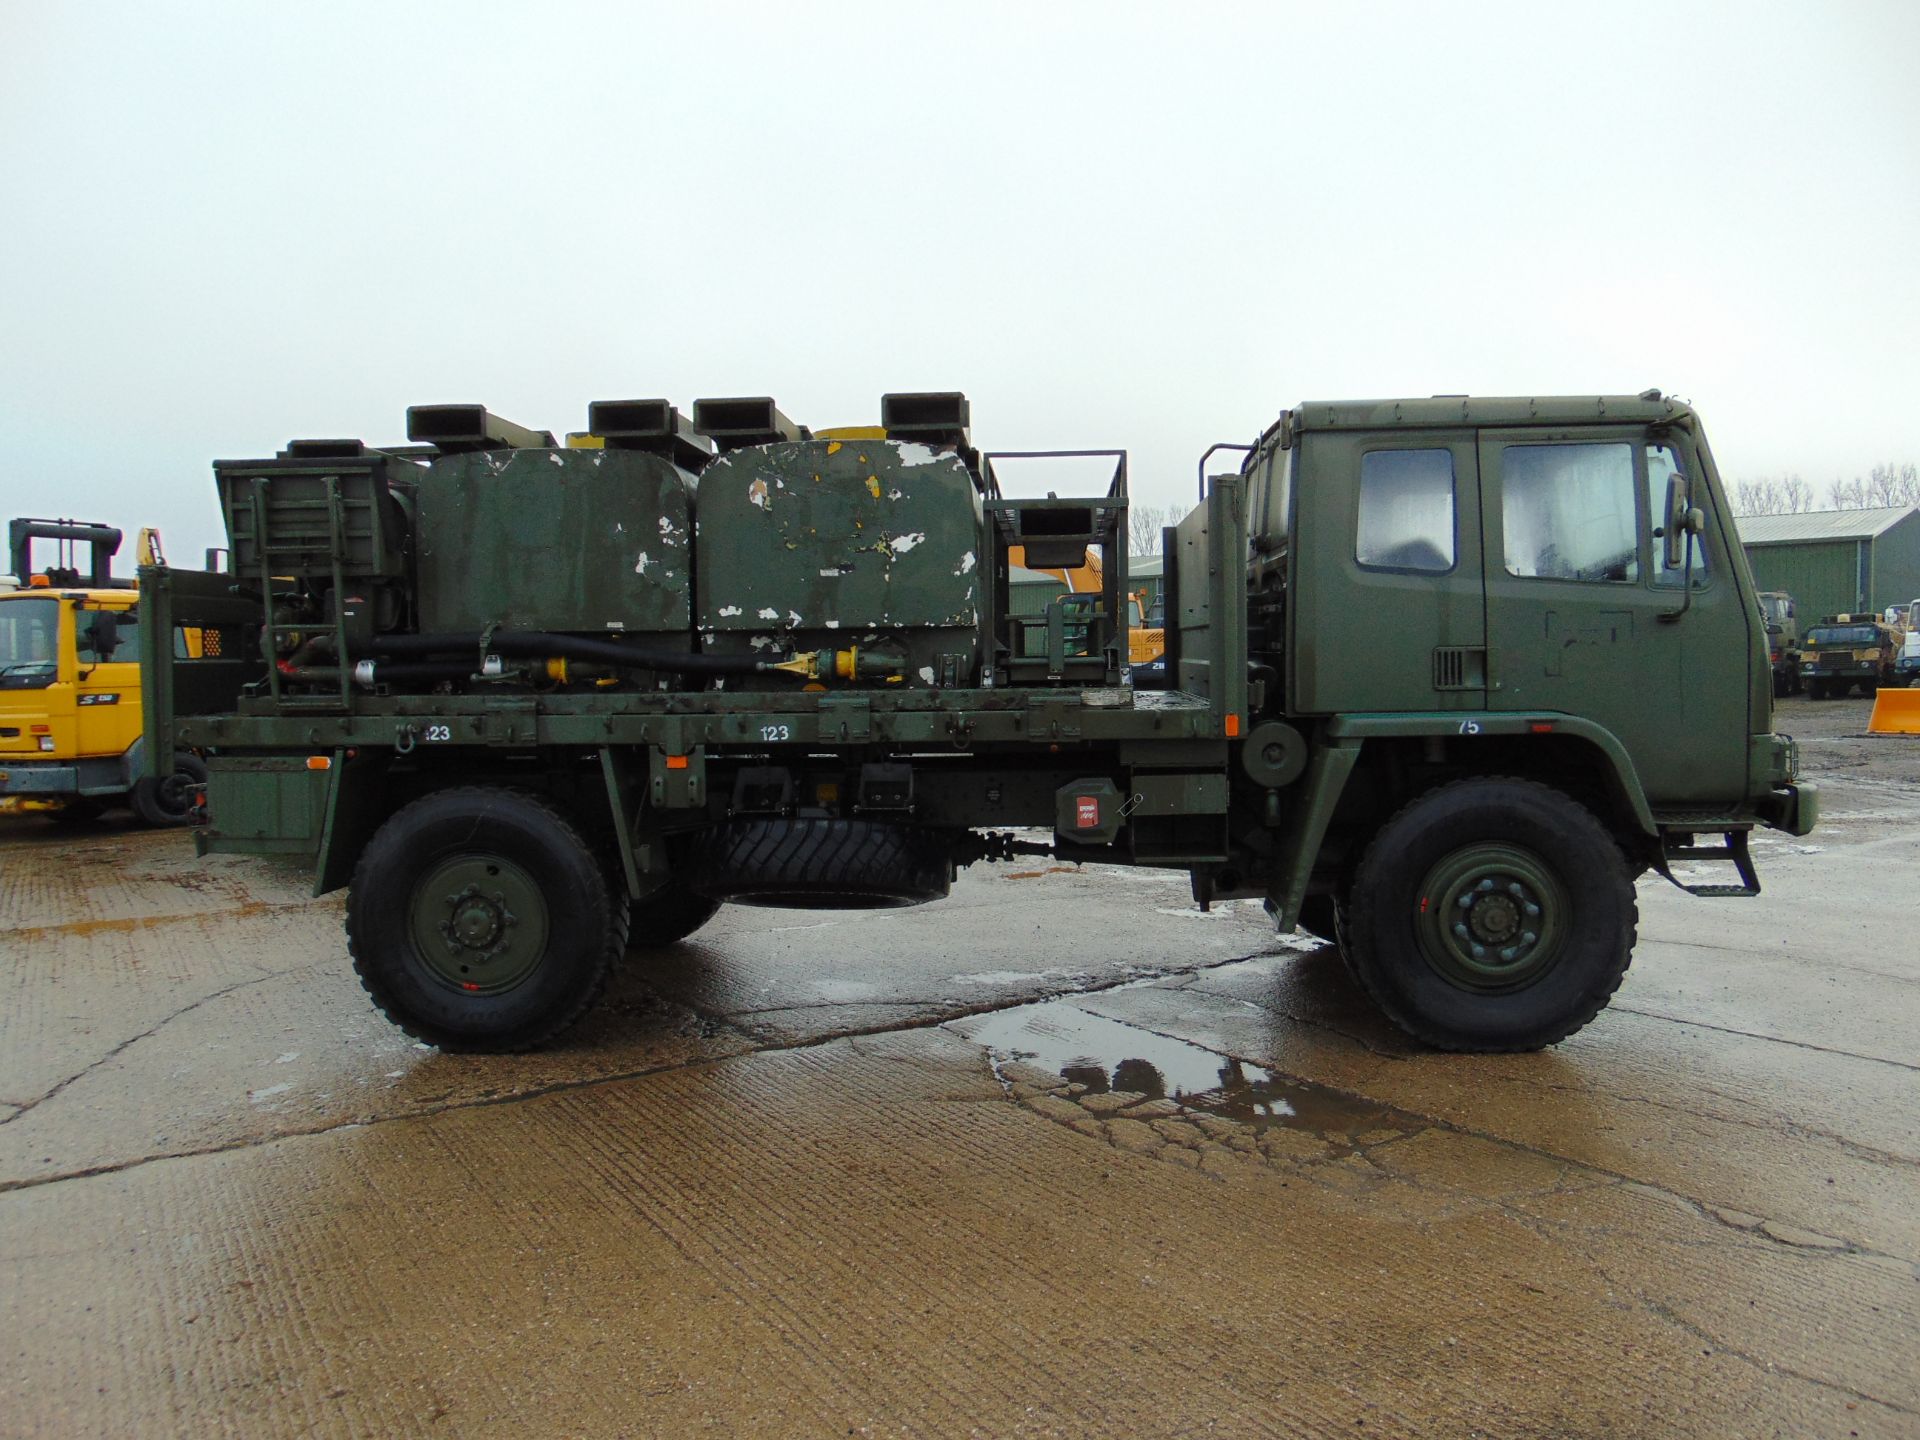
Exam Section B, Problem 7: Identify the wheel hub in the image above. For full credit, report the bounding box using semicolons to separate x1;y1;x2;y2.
1418;845;1566;992
409;857;550;995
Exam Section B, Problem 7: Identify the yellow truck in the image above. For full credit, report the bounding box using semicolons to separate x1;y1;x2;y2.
0;519;205;823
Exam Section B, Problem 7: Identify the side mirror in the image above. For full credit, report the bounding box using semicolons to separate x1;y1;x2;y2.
85;611;121;660
1662;474;1689;570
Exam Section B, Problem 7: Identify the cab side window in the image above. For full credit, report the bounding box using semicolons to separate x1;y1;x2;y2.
1647;443;1711;588
1356;449;1455;573
1501;443;1638;582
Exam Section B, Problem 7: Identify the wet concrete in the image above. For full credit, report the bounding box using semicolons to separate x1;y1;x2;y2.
1;691;1915;1436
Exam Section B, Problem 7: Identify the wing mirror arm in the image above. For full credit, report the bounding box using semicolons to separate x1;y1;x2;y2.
1658;476;1704;623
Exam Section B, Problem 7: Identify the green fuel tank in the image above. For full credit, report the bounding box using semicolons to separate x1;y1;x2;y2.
694;434;984;687
414;446;698;639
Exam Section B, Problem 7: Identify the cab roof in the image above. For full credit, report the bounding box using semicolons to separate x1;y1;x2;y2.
1289;391;1695;434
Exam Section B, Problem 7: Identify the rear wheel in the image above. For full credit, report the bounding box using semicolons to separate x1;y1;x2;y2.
1344;778;1635;1052
346;788;623;1051
131;752;208;826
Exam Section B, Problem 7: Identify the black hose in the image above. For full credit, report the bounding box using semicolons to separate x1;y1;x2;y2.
364;630;776;676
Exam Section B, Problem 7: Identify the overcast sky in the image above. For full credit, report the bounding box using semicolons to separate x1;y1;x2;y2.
3;1;1917;567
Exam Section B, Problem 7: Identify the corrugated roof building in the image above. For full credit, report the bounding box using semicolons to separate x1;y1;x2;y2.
1735;506;1920;621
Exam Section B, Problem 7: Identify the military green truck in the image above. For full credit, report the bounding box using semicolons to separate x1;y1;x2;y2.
139;389;1815;1055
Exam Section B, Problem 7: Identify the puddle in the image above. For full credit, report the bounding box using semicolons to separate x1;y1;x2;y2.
950;1000;1419;1138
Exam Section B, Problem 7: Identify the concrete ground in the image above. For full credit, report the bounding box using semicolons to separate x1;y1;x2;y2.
1;692;1914;1438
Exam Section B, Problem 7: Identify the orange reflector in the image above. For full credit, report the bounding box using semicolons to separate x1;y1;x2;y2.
28;574;50;588
30;724;50;734
306;755;332;770
1224;713;1241;738
1530;722;1554;734
665;755;690;770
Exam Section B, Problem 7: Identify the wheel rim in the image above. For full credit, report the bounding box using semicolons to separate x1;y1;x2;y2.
409;855;551;995
1414;842;1569;993
154;770;196;820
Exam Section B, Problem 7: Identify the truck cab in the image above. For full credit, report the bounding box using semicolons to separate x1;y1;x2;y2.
0;519;202;822
1233;392;1807;945
1895;600;1920;686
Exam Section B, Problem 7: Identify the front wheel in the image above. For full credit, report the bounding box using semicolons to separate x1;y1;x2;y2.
346;788;623;1051
1344;778;1636;1052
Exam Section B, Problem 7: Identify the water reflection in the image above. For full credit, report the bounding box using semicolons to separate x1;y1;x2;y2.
953;1000;1419;1138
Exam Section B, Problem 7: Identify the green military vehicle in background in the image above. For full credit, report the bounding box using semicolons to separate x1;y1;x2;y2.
139;389;1815;1055
1757;591;1801;697
1801;613;1899;699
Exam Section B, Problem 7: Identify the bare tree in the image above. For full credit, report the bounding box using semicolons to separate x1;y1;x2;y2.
1731;473;1819;517
1128;504;1169;556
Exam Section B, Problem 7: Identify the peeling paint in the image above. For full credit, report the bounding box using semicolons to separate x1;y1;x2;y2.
889;532;927;554
956;550;976;575
825;620;840;629
548;452;564;467
895;442;940;468
748;479;770;510
757;607;780;620
718;605;743;618
634;551;651;575
788;610;803;627
917;666;936;685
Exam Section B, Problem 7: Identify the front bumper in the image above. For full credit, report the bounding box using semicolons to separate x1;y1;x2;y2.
1756;781;1819;838
0;761;79;796
0;761;81;814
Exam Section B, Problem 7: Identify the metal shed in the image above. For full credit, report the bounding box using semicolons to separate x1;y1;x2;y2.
1736;506;1920;621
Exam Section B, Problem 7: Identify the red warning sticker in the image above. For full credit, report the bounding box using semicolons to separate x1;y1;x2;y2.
1076;796;1099;829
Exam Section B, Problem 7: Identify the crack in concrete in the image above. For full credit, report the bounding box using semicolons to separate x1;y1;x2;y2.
1610;1004;1920;1072
0;964;318;1128
1595;1261;1919;1420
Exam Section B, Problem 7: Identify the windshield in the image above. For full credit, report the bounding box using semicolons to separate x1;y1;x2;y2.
1759;595;1790;624
0;597;61;688
1806;625;1878;646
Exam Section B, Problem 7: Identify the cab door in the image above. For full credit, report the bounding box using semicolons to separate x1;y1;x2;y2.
1478;428;1749;805
73;602;143;763
1291;429;1486;713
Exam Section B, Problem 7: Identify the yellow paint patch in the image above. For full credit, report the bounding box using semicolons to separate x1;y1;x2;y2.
827;441;843;455
867;477;882;498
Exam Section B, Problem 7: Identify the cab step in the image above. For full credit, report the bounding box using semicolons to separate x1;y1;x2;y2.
1656;826;1760;898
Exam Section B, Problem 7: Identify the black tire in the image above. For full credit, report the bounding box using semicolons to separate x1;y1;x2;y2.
1344;778;1635;1053
131;752;208;826
346;788;623;1051
684;818;952;909
629;881;722;948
